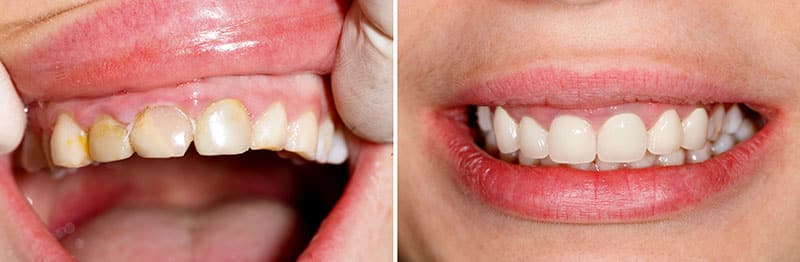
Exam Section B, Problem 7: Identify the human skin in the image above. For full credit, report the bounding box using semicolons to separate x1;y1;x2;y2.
399;0;800;261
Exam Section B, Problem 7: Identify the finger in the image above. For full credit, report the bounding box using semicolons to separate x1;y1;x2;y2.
0;62;26;154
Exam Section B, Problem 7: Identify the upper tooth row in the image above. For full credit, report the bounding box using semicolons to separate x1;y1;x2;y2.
479;104;756;165
46;99;348;168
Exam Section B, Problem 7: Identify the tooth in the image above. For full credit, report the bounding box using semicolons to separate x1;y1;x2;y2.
657;150;685;166
598;113;647;163
0;65;26;155
315;116;335;163
648;110;683;155
734;119;756;142
194;99;252;156
518;155;538;166
549;115;596;164
251;102;288;151
20;132;48;172
493;107;519;154
540;156;559;167
476;106;493;133
284;112;319;160
687;142;712;164
326;128;348;164
50;114;91;168
711;134;735;155
627;153;657;169
596;160;620;171
707;104;725;141
570;163;593;171
518;117;548;160
722;104;743;134
500;151;518;163
88;116;133;163
130;106;193;158
484;130;499;155
681;108;708;150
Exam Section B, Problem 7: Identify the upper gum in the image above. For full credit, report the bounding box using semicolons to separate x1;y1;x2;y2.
500;103;714;129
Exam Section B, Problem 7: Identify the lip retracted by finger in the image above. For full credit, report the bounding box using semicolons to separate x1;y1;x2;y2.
0;62;26;154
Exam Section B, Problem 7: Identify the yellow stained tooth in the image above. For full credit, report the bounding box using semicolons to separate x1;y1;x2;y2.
195;99;252;156
284;112;318;160
89;115;133;163
251;102;288;151
50;114;92;168
130;106;193;158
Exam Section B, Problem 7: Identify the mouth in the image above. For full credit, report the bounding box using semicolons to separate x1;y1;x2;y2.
0;0;387;261
430;67;781;224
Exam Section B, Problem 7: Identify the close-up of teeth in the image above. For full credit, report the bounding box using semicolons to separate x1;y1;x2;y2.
474;104;762;171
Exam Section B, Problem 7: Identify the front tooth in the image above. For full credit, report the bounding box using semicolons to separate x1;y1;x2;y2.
518;117;548;160
681;108;708;150
711;134;735;155
648;110;682;155
596;160;620;171
50;114;91;168
195;99;252;156
251;102;288;151
687;142;712;163
722;104;743;134
657;150;685;166
598;113;647;163
130;106;193;158
500;151;518;163
734;119;756;142
539;157;559;167
548;115;596;164
570;163;593;171
493;107;519;154
707;104;725;141
518;155;538;166
476;106;493;133
627;153;657;169
326;128;348;164
88;116;133;163
315;116;335;163
285;112;318;160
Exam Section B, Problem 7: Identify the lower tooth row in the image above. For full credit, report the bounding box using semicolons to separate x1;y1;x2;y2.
28;98;348;169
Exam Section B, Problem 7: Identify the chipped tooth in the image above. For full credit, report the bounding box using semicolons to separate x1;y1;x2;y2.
251;102;288;151
595;160;620;171
569;163;593;171
711;134;736;155
500;151;518;163
493;107;519;154
130;106;193;158
687;142;712;164
598;113;647;163
20;132;48;172
657;150;685;166
518;155;538;166
539;156;559;167
50;114;91;168
518;117;548;159
549;115;596;164
627;153;657;169
326;128;348;164
195;99;252;156
284;112;318;160
648;110;683;155
315;116;335;163
707;104;725;141
722;104;743;134
681;108;708;150
88;116;133;163
476;106;493;133
734;119;756;142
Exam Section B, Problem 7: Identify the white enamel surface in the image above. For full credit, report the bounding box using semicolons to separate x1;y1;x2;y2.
681;108;708;150
251;102;289;151
518;116;548;159
627;153;657;169
315;116;335;163
51;114;92;168
722;104;743;134
130;106;193;158
648;110;683;155
734;119;756;142
548;115;596;164
0;65;25;154
476;106;493;132
326;129;348;164
492;107;519;153
597;113;647;163
89;116;133;163
195;99;252;156
596;160;620;171
707;104;725;140
285;112;319;160
711;134;736;155
657;150;685;166
687;143;712;163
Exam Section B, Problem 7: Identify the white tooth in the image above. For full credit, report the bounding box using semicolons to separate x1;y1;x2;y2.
0;64;26;155
627;153;657;169
598;113;647;163
734;119;756;142
518;155;538;166
657;150;685;166
315;116;335;163
540;156;559;167
518;117;548;159
722;104;743;134
195;99;252;156
492;107;519;154
570;163;593;171
681;108;708;150
20;132;47;172
687;142;712;164
648;110;683;155
50;114;92;168
549;115;596;164
484;130;499;155
284;112;318;160
711;134;735;155
596;160;620;171
88;116;133;163
326;128;348;164
476;106;493;132
707;104;725;141
500;151;518;163
130;106;193;158
251;102;288;151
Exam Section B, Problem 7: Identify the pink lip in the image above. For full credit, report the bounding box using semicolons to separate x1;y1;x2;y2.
432;69;779;223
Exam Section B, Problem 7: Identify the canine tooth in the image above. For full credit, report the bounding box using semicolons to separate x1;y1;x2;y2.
484;130;499;155
326;128;348;164
570;163;593;171
195;99;251;156
707;104;725;141
518;117;548;159
476;106;493;132
88;116;133;163
315;116;335;163
687;143;712;163
251;102;288;151
549;115;595;164
493;107;519;154
500;151;518;163
722;104;743;134
648;110;682;155
20;132;48;172
681;108;708;150
734;119;755;142
598;113;647;163
627;153;657;169
711;134;735;155
285;112;319;160
130;106;193;158
596;160;620;171
518;155;538;166
657;150;685;166
50;114;91;168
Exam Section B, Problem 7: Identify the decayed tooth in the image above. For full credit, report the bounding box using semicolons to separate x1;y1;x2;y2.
518;155;538;166
657;150;685;166
251;102;288;151
722;104;743;134
711;134;735;155
20;132;48;172
681;108;708;150
315;116;335;163
707;104;725;141
734;119;756;142
687;142;712;164
130;106;193;158
627;153;657;169
195;99;252;156
596;160;620;171
285;112;319;160
648;110;683;155
492;107;519;154
326;128;348;164
88;116;133;163
50;114;92;168
518;117;548;160
476;106;493;133
598;113;647;163
549;115;596;164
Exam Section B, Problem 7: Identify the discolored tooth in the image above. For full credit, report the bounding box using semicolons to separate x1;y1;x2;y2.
315;116;335;163
687;142;712;164
518;155;538;166
549;115;595;164
500;151;518;163
711;134;735;155
681;108;708;150
707;104;725;141
50;114;91;168
657;150;685;166
570;163;593;171
195;99;252;156
598;113;647;163
722;104;743;134
130;106;193;158
648;110;682;155
493;107;519;154
734;119;756;142
518;117;548;160
627;153;657;169
596;160;620;171
484;131;499;155
285;112;319;160
88;116;133;163
476;106;493;133
251;103;288;151
20;132;48;172
540;157;559;167
326;128;348;164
